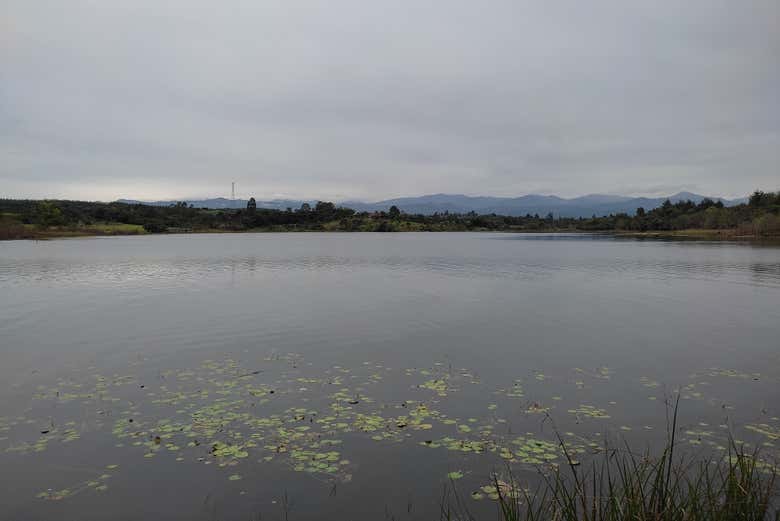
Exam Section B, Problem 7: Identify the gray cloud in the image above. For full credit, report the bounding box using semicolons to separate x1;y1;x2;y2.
1;0;778;201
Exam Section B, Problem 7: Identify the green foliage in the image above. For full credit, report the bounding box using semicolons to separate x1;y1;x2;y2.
749;191;780;208
34;201;65;227
2;191;779;238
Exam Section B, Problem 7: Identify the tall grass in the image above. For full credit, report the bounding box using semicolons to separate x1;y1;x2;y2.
493;439;777;521
444;399;778;521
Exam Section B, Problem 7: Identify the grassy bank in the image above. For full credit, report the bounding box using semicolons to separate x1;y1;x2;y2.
3;224;778;241
614;228;778;240
0;220;147;240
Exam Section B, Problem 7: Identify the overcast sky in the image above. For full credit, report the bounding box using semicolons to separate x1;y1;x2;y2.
2;0;778;202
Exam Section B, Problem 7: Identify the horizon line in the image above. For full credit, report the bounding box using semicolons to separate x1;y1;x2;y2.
3;188;766;204
106;189;753;204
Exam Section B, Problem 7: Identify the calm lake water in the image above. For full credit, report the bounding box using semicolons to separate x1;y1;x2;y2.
1;233;779;520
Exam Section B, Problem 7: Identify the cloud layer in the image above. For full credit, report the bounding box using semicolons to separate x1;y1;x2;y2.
2;0;778;201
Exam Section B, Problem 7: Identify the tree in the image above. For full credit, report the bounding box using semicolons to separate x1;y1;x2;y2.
247;197;257;213
388;205;401;219
34;201;64;227
299;203;311;212
375;220;392;232
315;201;335;214
748;190;779;208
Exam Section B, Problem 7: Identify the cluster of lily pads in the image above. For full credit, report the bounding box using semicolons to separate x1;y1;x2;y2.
35;465;117;500
0;355;777;503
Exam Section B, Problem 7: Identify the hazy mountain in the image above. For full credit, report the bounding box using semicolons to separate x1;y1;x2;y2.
341;192;745;217
118;197;243;209
117;197;317;211
118;192;747;218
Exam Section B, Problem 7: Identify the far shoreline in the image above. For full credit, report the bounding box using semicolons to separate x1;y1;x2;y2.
3;226;778;242
3;193;779;241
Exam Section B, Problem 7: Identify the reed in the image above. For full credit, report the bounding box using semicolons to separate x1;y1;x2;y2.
443;399;778;521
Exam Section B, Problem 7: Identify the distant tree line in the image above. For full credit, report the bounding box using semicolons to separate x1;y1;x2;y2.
1;190;778;239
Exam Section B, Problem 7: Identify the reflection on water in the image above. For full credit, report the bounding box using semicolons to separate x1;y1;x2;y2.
0;233;779;520
2;233;780;288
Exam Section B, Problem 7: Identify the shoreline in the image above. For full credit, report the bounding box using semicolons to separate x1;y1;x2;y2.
3;226;778;242
4;194;778;242
612;228;774;240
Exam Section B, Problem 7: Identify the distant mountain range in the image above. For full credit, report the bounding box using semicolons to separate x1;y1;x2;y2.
118;192;747;218
118;197;314;211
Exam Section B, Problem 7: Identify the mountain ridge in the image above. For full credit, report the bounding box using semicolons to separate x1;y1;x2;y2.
117;192;747;218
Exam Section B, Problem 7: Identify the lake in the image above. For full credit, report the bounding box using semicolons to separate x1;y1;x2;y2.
1;233;779;520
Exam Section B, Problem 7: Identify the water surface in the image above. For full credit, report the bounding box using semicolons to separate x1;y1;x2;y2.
1;233;779;520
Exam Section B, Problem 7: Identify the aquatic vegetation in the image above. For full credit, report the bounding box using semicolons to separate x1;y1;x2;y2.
573;366;613;381
525;402;550;414
419;377;452;396
567;404;610;419
497;381;525;398
35;470;114;501
439;437;491;454
5;426;79;455
3;353;777;511
444;401;779;520
211;442;249;459
471;477;524;501
682;428;728;450
695;368;763;380
680;383;705;400
747;422;780;444
508;436;562;464
639;376;660;388
453;443;779;520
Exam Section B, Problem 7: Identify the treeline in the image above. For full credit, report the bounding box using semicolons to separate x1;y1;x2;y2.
1;191;779;239
0;199;357;233
567;191;780;235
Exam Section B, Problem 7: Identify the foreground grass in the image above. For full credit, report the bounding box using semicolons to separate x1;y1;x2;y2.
443;403;778;521
478;444;778;521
